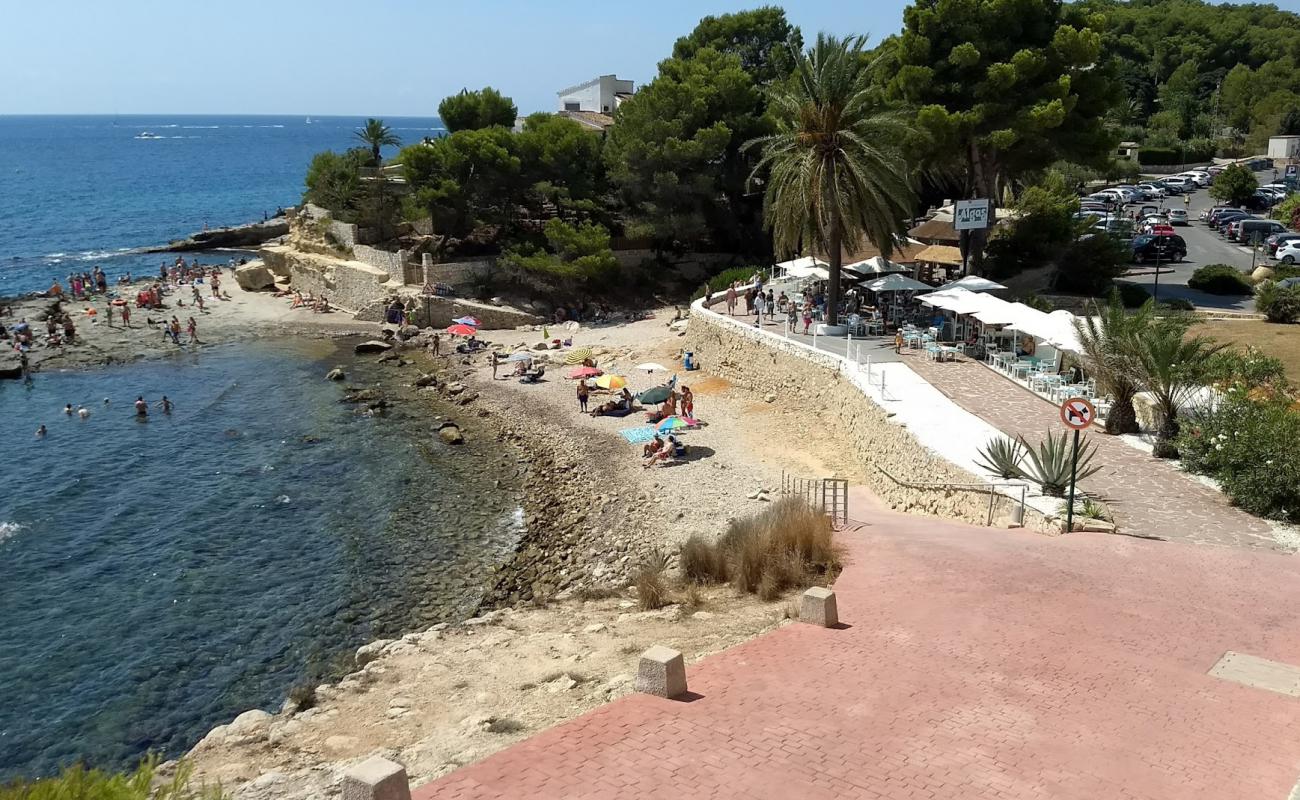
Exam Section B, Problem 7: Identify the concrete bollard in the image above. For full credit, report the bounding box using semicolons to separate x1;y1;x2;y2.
800;587;839;628
342;756;411;800
636;645;687;698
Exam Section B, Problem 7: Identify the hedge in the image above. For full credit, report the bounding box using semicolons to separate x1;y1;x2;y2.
1187;264;1252;295
1137;144;1216;165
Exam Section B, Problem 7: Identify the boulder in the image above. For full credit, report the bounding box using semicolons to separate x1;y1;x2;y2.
234;263;276;292
227;709;273;736
413;373;438;388
354;340;393;354
355;639;392;668
325;367;346;381
444;382;466;396
1252;266;1276;283
0;351;23;380
438;425;464;445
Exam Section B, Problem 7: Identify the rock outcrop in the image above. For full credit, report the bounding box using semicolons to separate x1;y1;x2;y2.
0;351;24;380
147;218;289;253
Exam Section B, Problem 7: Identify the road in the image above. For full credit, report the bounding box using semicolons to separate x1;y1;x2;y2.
1117;169;1278;312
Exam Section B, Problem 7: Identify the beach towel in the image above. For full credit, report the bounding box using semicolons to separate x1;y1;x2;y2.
619;426;659;444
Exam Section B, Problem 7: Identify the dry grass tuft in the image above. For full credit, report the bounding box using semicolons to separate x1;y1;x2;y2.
634;550;670;611
684;497;841;601
485;717;526;734
575;584;624;601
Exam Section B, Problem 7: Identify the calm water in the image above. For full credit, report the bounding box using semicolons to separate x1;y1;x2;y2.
0;115;442;296
0;341;519;780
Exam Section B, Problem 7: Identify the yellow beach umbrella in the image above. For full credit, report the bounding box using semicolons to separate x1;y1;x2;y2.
595;374;627;390
563;347;595;365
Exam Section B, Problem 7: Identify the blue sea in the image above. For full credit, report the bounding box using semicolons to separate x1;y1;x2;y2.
0;116;528;783
0;115;443;296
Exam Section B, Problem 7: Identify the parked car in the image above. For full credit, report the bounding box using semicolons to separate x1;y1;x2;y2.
1132;233;1187;263
1168;208;1189;225
1223;219;1248;239
1138;204;1161;218
1137;183;1168;198
1159;177;1194;193
1080;202;1111;214
1275;240;1300;264
1204;205;1240;223
1234;218;1287;244
1265;232;1300;255
1214;210;1252;231
1083;192;1118;208
1177;171;1211;186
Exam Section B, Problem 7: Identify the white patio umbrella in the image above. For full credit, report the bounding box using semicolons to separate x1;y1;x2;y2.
860;274;933;293
843;255;910;276
936;275;1007;293
635;362;669;373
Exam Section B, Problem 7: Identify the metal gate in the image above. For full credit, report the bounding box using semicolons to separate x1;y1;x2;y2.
780;471;850;530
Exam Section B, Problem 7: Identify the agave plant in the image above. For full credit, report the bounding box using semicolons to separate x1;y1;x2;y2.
975;435;1025;479
1058;497;1111;521
1016;432;1101;497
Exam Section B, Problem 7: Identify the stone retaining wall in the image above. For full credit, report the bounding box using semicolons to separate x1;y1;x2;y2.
684;304;1050;530
258;245;394;313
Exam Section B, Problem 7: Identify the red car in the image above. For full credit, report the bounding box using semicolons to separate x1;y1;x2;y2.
1149;224;1176;237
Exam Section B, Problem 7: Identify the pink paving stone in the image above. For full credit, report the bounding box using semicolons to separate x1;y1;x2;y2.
412;489;1300;799
904;353;1279;550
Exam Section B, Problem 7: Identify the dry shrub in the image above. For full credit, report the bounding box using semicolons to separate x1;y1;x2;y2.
684;497;841;601
678;583;704;610
575;584;623;601
680;534;727;583
634;550;669;610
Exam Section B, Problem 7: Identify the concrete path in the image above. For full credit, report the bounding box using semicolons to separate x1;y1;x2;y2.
414;489;1300;799
903;352;1280;550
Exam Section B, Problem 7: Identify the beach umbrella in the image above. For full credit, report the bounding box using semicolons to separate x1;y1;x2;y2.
860;274;933;293
446;323;477;336
563;347;594;365
656;415;695;433
504;351;533;362
635;362;669;373
452;316;481;326
568;366;601;379
638;385;674;405
936;275;1006;293
595;374;627;390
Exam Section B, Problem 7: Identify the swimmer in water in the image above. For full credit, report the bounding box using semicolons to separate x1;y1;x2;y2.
35;424;46;438
77;406;89;419
103;397;110;405
157;396;174;414
64;404;73;415
134;396;148;417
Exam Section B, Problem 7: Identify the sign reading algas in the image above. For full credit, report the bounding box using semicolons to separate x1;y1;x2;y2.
954;199;991;231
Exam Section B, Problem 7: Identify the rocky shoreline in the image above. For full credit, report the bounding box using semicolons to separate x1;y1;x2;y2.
143;218;289;253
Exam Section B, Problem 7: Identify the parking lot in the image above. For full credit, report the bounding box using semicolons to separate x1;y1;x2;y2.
1116;168;1279;312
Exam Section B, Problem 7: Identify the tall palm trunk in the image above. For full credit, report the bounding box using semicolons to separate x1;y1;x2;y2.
826;217;842;326
1103;391;1140;435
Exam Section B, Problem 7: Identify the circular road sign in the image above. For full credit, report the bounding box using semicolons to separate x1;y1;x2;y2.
1060;396;1096;430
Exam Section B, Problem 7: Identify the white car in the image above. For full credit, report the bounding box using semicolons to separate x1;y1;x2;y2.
1168;208;1189;225
1275;240;1300;264
1178;171;1211;186
1137;183;1168;198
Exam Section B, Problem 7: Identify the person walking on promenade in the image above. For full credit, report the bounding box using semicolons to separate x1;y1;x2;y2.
726;283;738;316
895;329;904;354
754;290;766;324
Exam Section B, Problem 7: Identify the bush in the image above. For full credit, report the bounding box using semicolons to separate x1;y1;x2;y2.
1187;264;1252;295
692;266;762;301
1204;346;1290;390
1254;281;1300;323
1116;282;1151;308
680;498;841;599
633;550;670;610
1178;390;1300;522
0;757;227;799
1160;297;1195;311
1137;142;1215;165
1053;233;1129;295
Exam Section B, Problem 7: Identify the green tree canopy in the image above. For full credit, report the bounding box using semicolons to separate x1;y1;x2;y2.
399;127;521;239
515;113;604;213
438;87;519;133
671;6;803;87
1210;163;1258;206
604;46;767;252
303;148;368;216
502;218;619;290
748;33;917;327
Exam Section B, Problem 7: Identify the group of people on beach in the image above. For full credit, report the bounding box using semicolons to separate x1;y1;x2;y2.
36;394;174;437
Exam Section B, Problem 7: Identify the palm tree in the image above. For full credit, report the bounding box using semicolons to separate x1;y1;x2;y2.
354;118;400;167
1075;293;1153;435
1124;321;1226;458
747;34;916;327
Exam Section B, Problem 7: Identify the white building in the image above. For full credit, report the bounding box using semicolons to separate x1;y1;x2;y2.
1268;135;1300;161
557;75;634;115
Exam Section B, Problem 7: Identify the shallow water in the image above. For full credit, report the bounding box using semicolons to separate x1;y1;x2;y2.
0;341;518;780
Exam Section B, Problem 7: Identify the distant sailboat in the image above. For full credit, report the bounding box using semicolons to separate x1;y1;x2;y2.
305;117;313;124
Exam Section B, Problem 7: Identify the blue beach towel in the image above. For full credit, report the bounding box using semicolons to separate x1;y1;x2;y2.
619;427;659;444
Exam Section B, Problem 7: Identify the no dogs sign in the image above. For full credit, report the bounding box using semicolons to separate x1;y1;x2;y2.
1060;397;1095;430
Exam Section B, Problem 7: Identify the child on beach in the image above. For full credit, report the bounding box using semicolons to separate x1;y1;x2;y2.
681;386;694;418
576;380;589;412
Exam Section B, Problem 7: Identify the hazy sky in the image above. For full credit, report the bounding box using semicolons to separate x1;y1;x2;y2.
0;1;912;115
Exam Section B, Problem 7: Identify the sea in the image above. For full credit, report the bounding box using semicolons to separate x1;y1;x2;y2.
0;114;443;296
0;116;528;783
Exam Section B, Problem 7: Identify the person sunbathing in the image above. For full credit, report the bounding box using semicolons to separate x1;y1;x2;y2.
643;435;664;459
644;435;683;468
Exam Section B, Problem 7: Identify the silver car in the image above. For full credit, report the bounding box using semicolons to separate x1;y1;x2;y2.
1168;209;1189;225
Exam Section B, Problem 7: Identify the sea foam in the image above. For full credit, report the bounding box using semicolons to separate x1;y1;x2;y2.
0;522;23;544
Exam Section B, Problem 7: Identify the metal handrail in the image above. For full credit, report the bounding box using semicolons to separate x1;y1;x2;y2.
872;465;1028;527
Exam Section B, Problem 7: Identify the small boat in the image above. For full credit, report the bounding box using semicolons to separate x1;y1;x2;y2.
305;117;313;124
135;131;162;139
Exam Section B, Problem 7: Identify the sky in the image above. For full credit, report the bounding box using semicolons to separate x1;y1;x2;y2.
0;0;912;116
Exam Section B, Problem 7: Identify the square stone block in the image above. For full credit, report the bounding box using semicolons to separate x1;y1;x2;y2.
800;587;839;627
636;645;687;698
342;756;411;800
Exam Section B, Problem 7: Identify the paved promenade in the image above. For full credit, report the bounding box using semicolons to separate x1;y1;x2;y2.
415;489;1300;799
904;353;1280;550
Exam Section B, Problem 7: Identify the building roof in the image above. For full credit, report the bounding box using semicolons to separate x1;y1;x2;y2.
908;217;961;244
557;77;602;96
914;244;964;265
559;110;616;131
837;236;927;264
